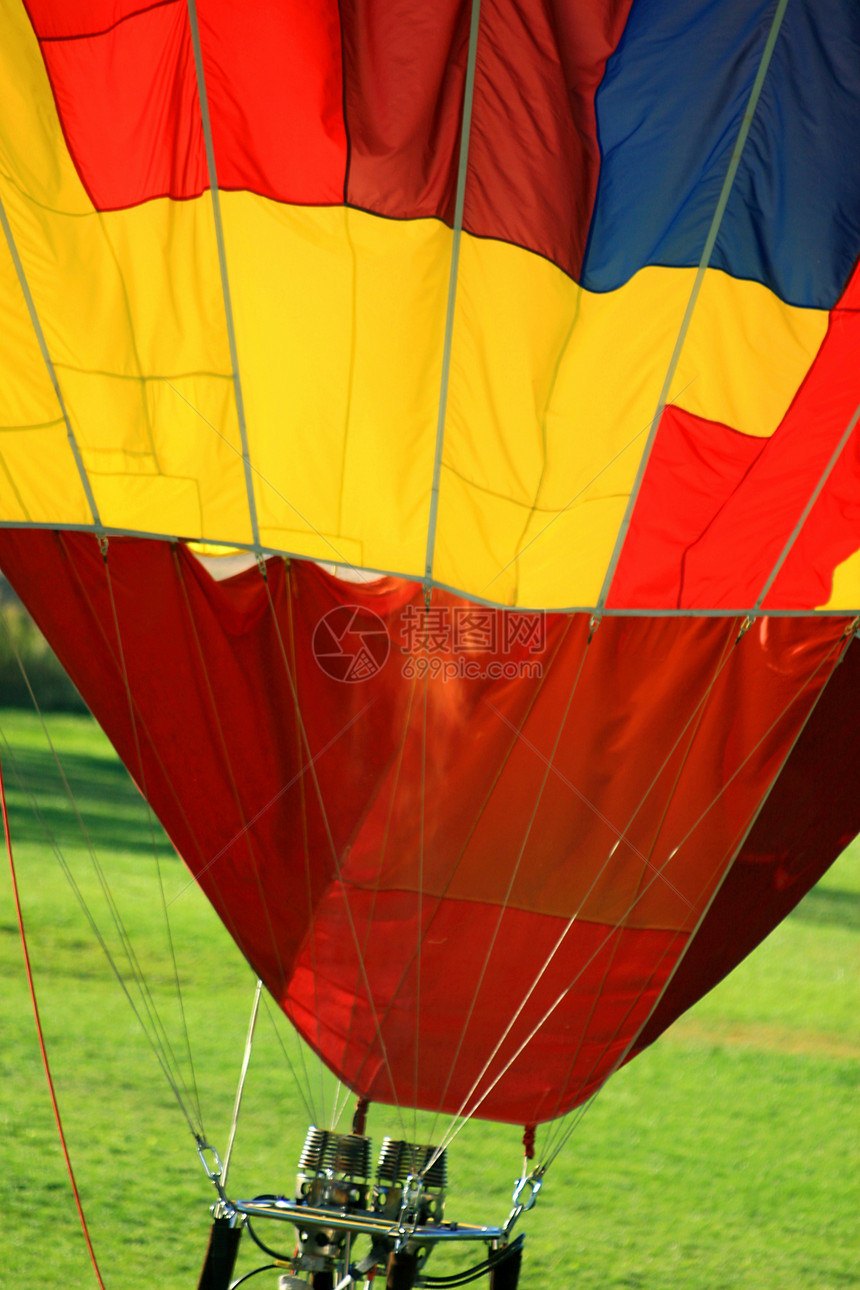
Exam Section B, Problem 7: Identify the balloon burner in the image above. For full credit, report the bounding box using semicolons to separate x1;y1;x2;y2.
291;1128;447;1282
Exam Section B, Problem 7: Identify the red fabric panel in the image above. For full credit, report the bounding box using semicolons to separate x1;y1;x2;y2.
27;0;346;208
31;1;206;207
0;531;849;1122
332;616;836;936
287;894;680;1124
762;260;860;604
197;1;346;202
23;1;163;40
612;261;860;609
27;0;630;281
607;406;765;608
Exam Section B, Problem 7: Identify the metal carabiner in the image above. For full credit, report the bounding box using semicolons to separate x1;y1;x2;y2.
196;1137;229;1206
504;1167;544;1234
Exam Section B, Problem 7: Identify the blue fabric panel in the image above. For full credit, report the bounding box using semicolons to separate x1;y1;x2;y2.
583;0;860;308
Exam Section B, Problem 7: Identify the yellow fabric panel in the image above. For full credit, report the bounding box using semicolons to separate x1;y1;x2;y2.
220;197;450;573
1;180;252;539
438;254;693;604
676;269;828;437
2;186;448;556
0;9;250;540
435;247;826;606
3;171;250;529
822;548;860;610
94;472;207;537
0;424;91;524
433;468;630;608
0;8;89;520
0;3;92;218
0;238;58;430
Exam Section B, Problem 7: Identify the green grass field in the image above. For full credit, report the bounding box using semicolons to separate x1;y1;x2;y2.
0;708;857;1289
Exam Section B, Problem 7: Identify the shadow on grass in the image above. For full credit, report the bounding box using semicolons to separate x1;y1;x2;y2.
790;885;860;933
1;743;170;856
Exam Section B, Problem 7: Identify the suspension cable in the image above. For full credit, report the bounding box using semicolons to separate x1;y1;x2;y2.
333;609;575;1147
537;622;737;1152
260;991;315;1125
222;977;263;1190
1;747;107;1290
171;544;288;968
489;624;851;1172
101;542;204;1129
0;613;203;1135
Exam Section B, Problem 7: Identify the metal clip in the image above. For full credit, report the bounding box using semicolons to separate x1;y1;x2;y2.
504;1167;544;1234
735;614;753;644
196;1138;229;1205
833;616;860;666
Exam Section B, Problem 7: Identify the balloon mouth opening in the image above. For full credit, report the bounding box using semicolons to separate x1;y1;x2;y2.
188;543;389;588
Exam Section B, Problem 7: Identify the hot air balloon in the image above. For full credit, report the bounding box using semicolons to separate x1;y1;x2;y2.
1;0;859;1286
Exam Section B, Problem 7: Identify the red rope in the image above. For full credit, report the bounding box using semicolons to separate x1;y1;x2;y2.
0;749;106;1289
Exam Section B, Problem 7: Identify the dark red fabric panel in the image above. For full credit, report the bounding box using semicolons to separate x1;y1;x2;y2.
612;262;860;609
0;531;850;1122
462;0;633;281
27;0;346;208
339;0;470;224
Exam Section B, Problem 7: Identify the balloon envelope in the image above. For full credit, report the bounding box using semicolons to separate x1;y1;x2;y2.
0;1;859;1126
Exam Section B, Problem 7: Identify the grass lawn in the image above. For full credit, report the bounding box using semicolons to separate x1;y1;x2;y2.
0;708;857;1289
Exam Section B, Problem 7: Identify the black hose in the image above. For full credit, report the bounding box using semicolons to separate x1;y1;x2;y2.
227;1265;278;1288
419;1234;526;1287
245;1215;294;1262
